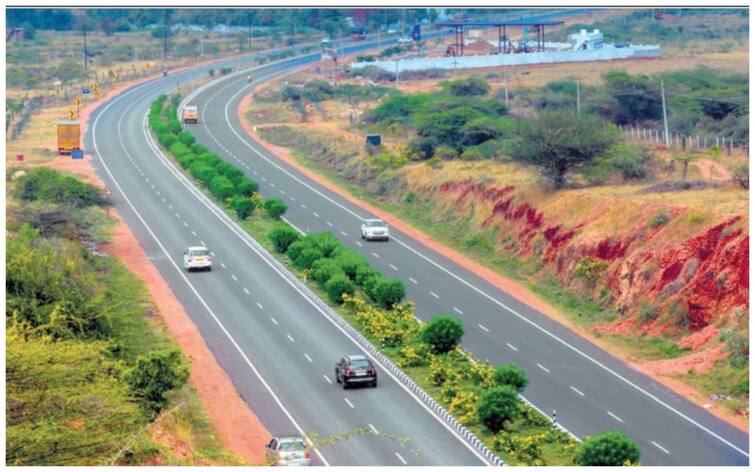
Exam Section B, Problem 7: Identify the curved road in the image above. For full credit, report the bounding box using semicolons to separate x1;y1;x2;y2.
86;37;490;466
182;41;749;466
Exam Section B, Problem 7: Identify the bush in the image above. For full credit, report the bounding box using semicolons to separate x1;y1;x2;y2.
293;247;324;270
371;278;406;309
311;258;345;285
333;248;368;281
209;174;237;201
269;225;301;253
443;77;491;96
264;198;288;219
232;196;256;219
286;240;312;263
732;162;748;190
650;212;671;228
494;364;528;391
14;168;106;208
126;348;189;416
177;131;196;147
478;385;520;433
305;232;340;258
237;178;260;196
324;274;355;304
575;430;641;466
158;133;178;148
355;265;381;286
189;162;215;186
421;315;464;354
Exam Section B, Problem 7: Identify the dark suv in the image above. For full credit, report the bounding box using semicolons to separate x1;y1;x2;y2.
335;355;377;389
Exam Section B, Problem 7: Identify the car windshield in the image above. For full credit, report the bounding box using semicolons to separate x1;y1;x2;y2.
350;358;370;368
190;249;209;257
365;220;384;227
279;439;305;451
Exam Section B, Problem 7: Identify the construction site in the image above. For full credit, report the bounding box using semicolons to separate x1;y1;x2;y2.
351;18;661;73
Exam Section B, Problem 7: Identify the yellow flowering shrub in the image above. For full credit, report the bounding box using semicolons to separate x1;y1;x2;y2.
493;432;547;466
448;390;479;426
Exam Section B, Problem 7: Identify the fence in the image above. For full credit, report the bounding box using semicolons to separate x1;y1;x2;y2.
618;124;745;155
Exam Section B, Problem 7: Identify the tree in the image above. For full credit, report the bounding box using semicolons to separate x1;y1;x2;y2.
126;348;189;416
421;315;464;354
604;71;661;124
371;278;406;309
263;198;288;219
494;363;528;391
508;109;618;188
232;196;255;219
324;274;355;304
269;225;301;253
477;385;520;433
575;430;641;466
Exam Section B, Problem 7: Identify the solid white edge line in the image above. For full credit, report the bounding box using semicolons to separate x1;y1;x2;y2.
142;111;492;466
395;452;407;465
95;96;330;466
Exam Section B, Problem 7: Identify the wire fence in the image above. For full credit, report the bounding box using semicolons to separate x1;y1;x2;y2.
618;124;745;155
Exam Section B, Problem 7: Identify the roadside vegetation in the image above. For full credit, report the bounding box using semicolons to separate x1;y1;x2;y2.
155;92;644;465
6;167;242;465
250;57;748;420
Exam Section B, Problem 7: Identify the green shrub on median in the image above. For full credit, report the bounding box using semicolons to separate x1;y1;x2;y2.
324;274;355;304
264;198;288;219
269;225;301;253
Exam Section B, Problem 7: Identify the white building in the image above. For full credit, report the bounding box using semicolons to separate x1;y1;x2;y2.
570;29;604;50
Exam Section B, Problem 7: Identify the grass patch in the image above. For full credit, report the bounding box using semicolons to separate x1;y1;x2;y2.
675;360;748;417
606;334;691;361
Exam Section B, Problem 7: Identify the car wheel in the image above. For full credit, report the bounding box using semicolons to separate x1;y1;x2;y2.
372;380;378;388
207;266;212;272
335;370;340;383
361;233;365;240
342;380;349;390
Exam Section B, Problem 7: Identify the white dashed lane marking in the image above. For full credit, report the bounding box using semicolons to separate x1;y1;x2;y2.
429;291;439;299
191;230;197;236
453;307;463;315
220;262;226;269
395;453;407;465
478;324;489;333
570;386;585;397
607;411;624;423
270;317;278;325
389;264;398;271
369;424;379;434
340;230;347;236
506;342;518;351
355;241;363;247
652;441;670;454
257;302;264;310
326;221;333;227
409;277;418;284
243;288;250;295
323;375;332;384
287;334;295;343
537;363;550;373
371;252;380;259
344;398;355;408
231;274;238;281
313;212;320;218
304;353;312;363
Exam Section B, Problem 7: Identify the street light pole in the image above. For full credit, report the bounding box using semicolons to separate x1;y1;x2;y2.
661;80;670;146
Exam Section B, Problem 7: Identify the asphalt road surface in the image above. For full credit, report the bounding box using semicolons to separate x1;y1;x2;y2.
87;35;493;466
180;40;749;466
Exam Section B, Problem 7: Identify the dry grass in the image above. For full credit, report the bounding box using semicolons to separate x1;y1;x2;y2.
6;104;69;166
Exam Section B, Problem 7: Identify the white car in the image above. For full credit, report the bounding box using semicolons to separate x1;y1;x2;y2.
361;218;390;241
398;37;413;44
265;436;311;466
183;246;212;271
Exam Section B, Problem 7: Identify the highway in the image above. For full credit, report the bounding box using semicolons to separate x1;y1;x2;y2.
86;36;492;466
181;38;750;466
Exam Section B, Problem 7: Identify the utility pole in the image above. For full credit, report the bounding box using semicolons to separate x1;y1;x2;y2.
163;10;169;59
248;12;253;52
661;80;670;146
395;60;400;87
504;83;509;107
82;18;88;71
576;79;581;114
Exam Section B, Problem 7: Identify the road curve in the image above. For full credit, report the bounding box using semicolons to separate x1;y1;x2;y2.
185;41;750;466
86;37;490;466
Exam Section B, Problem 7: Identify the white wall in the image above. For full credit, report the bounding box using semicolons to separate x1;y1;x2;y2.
351;45;661;73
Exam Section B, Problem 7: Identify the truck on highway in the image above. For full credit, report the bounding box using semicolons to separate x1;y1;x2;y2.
182;105;198;124
56;119;81;155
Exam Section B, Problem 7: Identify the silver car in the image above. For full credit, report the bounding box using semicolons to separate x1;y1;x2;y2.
265;436;311;466
183;246;212;271
361;218;390;241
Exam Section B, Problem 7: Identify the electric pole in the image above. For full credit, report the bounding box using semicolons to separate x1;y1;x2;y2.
248;12;253;52
163;10;169;59
661;80;670;146
576;79;581;114
82;18;88;71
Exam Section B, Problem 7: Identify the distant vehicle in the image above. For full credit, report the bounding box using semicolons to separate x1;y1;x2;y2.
335;355;377;388
265;436;311;466
57;119;81;155
183;246;212;271
398;36;413;44
387;28;398;34
246;74;253;84
182;105;198;124
350;29;366;41
162;67;168;77
361;218;389;241
320;37;330;44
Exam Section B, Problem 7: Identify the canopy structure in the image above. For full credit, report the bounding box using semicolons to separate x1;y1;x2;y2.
435;19;565;55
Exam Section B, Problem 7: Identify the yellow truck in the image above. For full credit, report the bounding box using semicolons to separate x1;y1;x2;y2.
57;119;80;155
182;105;198;124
